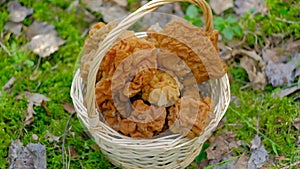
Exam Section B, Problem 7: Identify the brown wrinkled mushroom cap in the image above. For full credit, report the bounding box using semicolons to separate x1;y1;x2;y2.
80;22;138;84
81;20;223;139
167;96;215;138
94;32;156;115
147;20;226;83
128;69;181;108
120;100;166;138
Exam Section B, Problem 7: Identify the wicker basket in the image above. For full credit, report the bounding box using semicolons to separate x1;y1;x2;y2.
71;0;230;168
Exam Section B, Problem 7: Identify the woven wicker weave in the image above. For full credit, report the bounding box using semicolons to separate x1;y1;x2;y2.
71;0;230;168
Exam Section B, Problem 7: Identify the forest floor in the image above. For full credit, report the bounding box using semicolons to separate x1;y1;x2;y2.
0;0;299;168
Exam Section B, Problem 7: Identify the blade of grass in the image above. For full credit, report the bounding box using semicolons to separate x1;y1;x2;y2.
229;106;280;156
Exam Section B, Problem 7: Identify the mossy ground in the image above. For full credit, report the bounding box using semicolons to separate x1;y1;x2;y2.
0;0;299;168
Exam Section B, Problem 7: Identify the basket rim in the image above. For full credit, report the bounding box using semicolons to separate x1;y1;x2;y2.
70;1;231;168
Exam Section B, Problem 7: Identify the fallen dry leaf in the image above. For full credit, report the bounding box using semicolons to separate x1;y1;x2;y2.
62;103;76;114
235;154;250;168
285;40;300;53
205;127;252;168
262;48;290;64
206;132;240;160
27;33;66;57
112;0;127;7
41;101;51;116
66;0;96;23
208;154;249;168
82;0;128;22
231;49;267;89
67;146;80;159
248;146;268;169
265;55;298;87
8;139;46;169
233;49;265;66
45;130;60;143
248;134;268;169
25;102;35;125
240;56;267;90
206;137;229;160
234;0;268;16
82;0;128;11
90;144;100;151
18;91;50;125
262;39;300;61
296;136;300;145
208;154;236;169
26;143;46;168
82;0;103;12
24;91;50;106
209;153;249;169
7;0;33;22
0;0;6;5
4;22;23;35
2;76;16;92
99;2;129;22
209;0;233;15
157;3;174;14
250;134;262;149
276;85;300;98
293;117;300;130
26;21;56;40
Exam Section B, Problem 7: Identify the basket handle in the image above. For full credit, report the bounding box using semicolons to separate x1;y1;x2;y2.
85;0;214;125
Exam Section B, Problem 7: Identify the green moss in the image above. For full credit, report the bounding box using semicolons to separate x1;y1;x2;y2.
225;84;300;158
0;0;114;168
240;0;300;45
1;0;300;168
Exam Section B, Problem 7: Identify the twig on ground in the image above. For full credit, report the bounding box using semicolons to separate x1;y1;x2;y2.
67;146;71;169
280;161;300;169
275;17;300;24
62;112;76;169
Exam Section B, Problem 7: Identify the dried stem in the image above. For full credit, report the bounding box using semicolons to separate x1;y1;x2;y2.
280;161;300;169
62;112;75;169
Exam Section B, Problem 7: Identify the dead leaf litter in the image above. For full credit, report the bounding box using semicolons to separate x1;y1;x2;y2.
8;139;46;169
45;130;60;143
4;22;23;35
247;134;268;169
25;21;66;57
231;49;267;90
17;92;50;125
206;132;251;168
265;54;298;87
26;21;56;40
234;0;268;16
7;0;33;22
27;33;66;57
82;0;129;22
0;0;6;5
67;0;96;23
2;76;16;92
62;103;76;114
209;0;233;15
